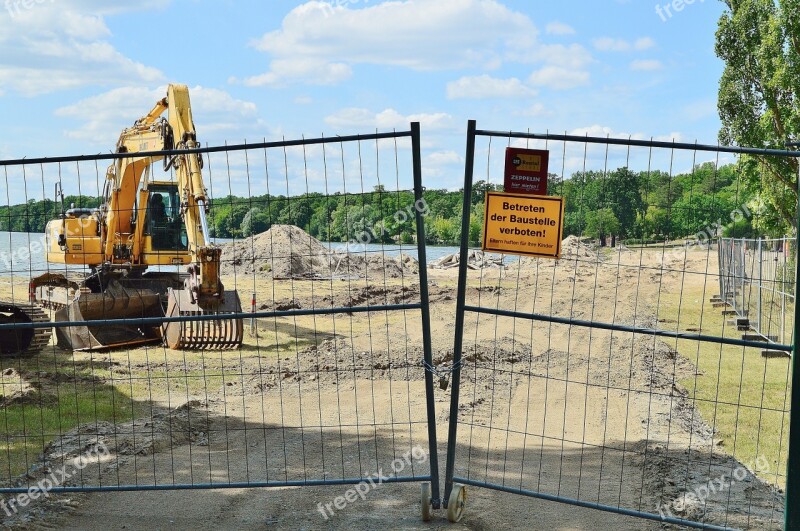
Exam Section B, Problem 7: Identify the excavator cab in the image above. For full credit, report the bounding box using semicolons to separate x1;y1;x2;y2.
145;184;188;251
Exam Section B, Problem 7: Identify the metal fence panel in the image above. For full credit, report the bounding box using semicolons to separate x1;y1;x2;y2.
0;124;440;522
444;120;799;530
719;237;795;349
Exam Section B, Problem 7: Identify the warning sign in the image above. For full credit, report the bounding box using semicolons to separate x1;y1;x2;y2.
504;147;549;195
482;191;564;259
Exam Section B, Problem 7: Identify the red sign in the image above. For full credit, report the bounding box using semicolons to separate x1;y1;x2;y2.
504;148;549;195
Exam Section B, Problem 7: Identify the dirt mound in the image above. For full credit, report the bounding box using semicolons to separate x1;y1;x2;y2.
43;401;210;464
221;225;420;280
332;252;419;278
561;235;597;257
0;368;40;406
221;225;335;279
638;442;784;527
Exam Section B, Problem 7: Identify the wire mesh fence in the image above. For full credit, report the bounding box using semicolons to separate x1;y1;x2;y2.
1;114;799;528
718;237;795;349
0;124;442;523
443;120;798;530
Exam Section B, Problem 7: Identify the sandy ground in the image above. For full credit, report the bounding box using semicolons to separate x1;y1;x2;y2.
0;244;787;530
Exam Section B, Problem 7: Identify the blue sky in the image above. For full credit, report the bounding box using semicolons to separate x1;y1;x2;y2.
0;0;728;200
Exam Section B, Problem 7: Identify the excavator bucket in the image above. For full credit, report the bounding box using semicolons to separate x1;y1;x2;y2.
162;288;243;350
54;282;163;351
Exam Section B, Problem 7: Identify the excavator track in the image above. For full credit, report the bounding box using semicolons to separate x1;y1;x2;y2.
0;303;52;358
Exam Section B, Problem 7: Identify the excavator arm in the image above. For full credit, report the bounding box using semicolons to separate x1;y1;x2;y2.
103;84;226;306
162;84;224;304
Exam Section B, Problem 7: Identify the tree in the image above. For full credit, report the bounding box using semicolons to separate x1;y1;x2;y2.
715;0;799;233
469;205;484;244
584;208;620;247
241;207;268;237
637;206;673;240
604;167;644;240
430;217;458;243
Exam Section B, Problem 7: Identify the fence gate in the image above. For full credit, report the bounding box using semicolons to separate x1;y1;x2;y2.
444;120;800;529
0;123;441;525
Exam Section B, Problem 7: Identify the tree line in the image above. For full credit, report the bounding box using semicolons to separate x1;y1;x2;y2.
0;162;774;245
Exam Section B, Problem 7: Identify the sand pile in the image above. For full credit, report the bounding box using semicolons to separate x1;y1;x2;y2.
332;252;419;278
561;235;597;257
221;225;419;279
221;225;335;279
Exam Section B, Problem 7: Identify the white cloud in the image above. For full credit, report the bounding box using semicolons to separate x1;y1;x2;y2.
652;132;683;143
0;1;167;95
545;21;575;35
245;0;591;86
517;103;552;118
525;43;592;69
593;37;631;52
241;59;352;87
570;124;619;137
593;36;656;52
569;125;683;143
630;59;663;71
244;0;592;88
425;150;463;165
446;75;537;99
528;66;589;90
55;85;260;143
324;108;454;130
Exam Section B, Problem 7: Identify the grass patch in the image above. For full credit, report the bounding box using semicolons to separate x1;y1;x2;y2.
661;284;791;489
0;365;145;478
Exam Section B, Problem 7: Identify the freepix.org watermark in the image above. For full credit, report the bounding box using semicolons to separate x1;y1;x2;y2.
4;0;55;18
1;441;110;517
657;202;759;266
657;455;770;519
655;0;704;22
316;445;427;520
333;197;429;254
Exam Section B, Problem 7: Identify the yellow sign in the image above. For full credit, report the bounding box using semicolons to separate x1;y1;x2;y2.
512;152;543;173
482;191;564;259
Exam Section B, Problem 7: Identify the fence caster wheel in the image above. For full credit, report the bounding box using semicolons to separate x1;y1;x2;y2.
421;482;432;522
447;483;466;523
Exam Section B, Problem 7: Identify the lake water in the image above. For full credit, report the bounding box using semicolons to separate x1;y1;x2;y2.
0;232;466;276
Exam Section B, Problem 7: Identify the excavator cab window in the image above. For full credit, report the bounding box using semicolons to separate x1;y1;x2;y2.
146;185;188;251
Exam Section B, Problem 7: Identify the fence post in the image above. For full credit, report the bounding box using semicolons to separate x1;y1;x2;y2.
786;165;800;530
443;119;477;505
411;121;442;509
782;239;786;344
757;238;762;334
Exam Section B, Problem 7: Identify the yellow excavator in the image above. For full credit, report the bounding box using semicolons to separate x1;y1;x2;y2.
29;84;243;351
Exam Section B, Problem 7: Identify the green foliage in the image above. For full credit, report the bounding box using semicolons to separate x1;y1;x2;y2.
0;163;767;243
715;0;799;231
0;195;100;232
585;208;620;241
723;218;757;238
241;207;269;237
